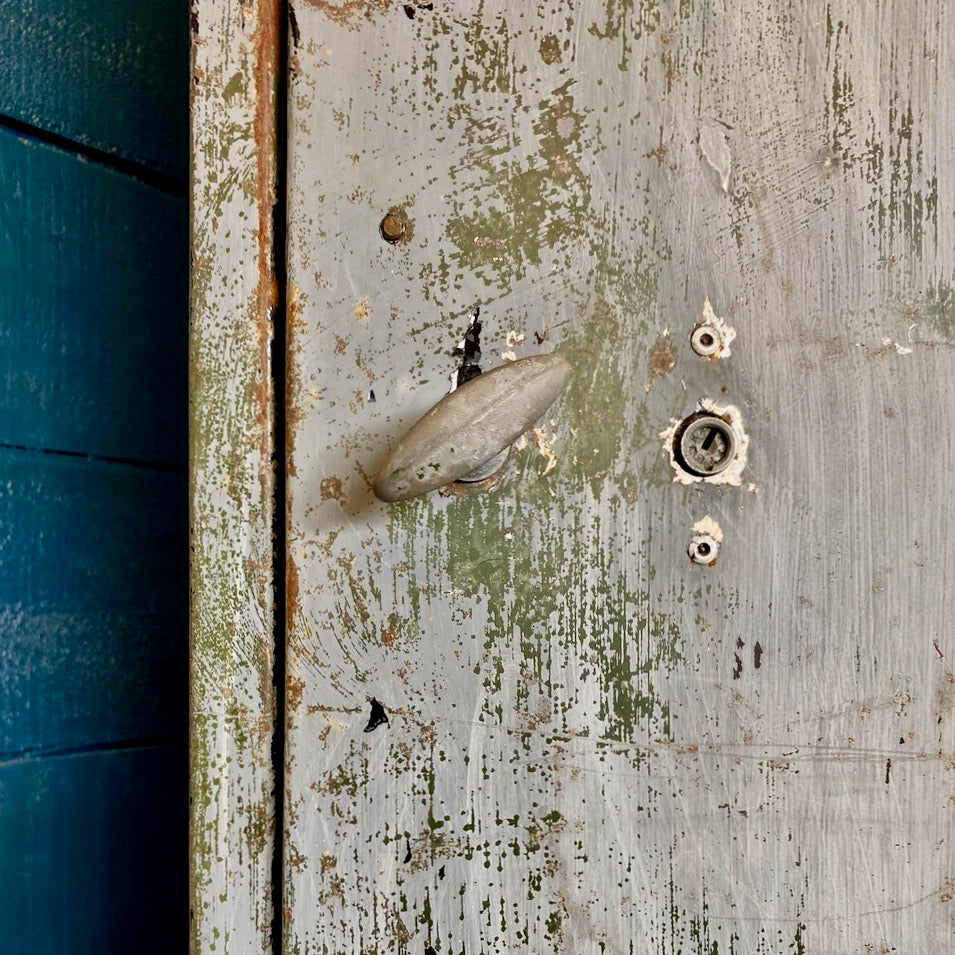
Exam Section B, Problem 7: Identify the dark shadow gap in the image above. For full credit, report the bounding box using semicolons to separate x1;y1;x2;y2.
270;1;290;952
0;442;187;475
0;112;188;198
0;734;186;768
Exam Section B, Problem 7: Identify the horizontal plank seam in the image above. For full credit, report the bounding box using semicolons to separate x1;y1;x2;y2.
0;442;187;475
0;111;187;198
0;734;186;768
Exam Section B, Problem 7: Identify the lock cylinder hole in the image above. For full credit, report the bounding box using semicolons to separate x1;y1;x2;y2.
672;412;736;478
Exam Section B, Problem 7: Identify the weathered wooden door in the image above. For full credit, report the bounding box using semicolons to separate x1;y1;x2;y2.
191;1;955;951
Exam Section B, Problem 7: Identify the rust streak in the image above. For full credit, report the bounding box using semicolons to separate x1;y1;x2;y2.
287;552;300;631
254;0;281;499
300;0;394;27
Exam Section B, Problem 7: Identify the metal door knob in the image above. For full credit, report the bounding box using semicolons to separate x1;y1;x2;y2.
373;354;571;502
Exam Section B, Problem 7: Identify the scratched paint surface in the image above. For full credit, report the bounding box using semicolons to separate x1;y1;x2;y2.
284;2;954;952
190;0;279;950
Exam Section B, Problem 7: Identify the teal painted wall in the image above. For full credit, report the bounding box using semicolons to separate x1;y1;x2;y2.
0;1;189;950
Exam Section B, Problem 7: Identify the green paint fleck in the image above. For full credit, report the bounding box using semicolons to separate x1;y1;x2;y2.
920;281;955;338
443;81;594;291
588;0;661;71
222;71;245;102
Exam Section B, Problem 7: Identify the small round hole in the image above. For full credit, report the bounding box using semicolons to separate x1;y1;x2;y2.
688;534;720;565
690;324;722;357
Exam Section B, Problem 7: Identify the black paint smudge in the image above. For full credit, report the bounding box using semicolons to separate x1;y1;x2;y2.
438;864;445;880
454;308;482;387
732;653;742;680
425;948;437;955
885;758;892;784
754;641;763;669
368;389;376;402
403;841;412;864
364;698;389;733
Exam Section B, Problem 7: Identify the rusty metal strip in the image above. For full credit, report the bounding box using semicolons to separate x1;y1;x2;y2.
189;0;281;950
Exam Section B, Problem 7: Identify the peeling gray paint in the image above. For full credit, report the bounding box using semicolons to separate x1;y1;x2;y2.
279;0;953;951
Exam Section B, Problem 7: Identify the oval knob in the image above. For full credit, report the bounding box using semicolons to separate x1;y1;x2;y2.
373;354;571;502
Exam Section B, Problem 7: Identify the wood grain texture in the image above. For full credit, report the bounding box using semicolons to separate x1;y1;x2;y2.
0;745;187;953
0;449;187;756
0;0;190;947
0;0;189;178
189;0;281;950
283;1;954;953
0;129;188;467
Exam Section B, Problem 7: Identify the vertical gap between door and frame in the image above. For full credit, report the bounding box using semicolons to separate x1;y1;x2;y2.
270;0;290;950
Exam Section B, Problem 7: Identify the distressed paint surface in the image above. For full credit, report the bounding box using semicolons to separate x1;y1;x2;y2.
190;0;280;950
284;2;954;953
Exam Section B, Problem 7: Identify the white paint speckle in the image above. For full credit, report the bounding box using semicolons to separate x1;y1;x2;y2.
881;337;913;355
532;426;558;476
506;330;526;347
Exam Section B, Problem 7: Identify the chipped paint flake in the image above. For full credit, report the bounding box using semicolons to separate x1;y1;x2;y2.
696;298;737;358
532;425;558;476
506;329;526;347
881;336;913;355
353;297;371;320
699;123;732;193
691;515;724;542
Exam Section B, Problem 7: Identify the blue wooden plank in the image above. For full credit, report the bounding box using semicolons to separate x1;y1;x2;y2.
0;129;188;467
0;449;187;756
0;745;187;953
0;0;189;180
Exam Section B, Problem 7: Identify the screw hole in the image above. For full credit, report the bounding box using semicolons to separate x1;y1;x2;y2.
690;324;722;357
696;542;711;557
380;213;404;243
